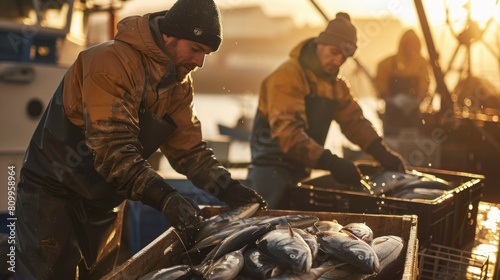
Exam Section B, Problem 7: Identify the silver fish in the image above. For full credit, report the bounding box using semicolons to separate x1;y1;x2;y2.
267;264;341;280
292;228;319;259
342;223;373;243
256;226;313;274
370;235;405;273
316;231;380;274
306;220;344;234
202;223;273;264
139;265;199;280
241;246;277;279
196;203;260;241
203;246;246;280
366;170;451;195
317;260;367;280
259;215;320;230
189;217;270;254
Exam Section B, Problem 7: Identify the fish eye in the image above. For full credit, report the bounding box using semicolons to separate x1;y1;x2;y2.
358;255;365;260
290;253;297;259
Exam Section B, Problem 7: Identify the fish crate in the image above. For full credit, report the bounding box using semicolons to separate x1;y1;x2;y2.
417;243;489;279
290;162;484;250
103;207;419;280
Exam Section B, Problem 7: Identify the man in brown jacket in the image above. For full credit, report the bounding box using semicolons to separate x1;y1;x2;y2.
15;0;266;278
248;12;406;209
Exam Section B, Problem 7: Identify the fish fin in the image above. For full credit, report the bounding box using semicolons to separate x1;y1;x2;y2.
287;223;295;238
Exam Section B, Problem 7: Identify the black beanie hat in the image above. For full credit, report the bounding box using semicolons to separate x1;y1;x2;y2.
158;0;223;51
315;12;357;57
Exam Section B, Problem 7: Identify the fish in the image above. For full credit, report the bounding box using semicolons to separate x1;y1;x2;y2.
255;225;313;274
139;265;201;280
366;170;452;196
317;260;367;280
259;215;320;230
196;203;261;242
240;246;277;279
202;246;246;280
316;231;380;274
267;264;340;280
369;235;405;274
306;220;344;234
201;223;273;264
189;217;270;254
342;223;373;243
292;228;319;259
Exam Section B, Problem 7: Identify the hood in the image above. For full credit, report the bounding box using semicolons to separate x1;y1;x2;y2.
396;29;422;63
290;37;339;80
289;38;314;60
114;14;169;65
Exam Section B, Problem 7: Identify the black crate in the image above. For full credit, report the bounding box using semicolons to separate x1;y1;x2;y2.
290;162;484;249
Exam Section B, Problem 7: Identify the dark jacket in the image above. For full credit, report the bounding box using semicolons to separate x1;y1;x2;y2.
23;13;229;209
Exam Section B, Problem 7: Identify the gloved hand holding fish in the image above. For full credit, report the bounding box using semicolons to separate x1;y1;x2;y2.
139;203;406;280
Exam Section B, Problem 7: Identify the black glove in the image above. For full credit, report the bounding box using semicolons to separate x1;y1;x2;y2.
366;138;407;172
316;150;361;186
217;179;268;210
142;179;202;246
161;192;202;231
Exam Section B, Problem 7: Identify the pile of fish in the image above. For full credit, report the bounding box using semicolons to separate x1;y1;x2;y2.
140;203;406;280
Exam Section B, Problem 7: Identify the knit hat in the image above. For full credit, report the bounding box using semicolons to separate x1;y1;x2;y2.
158;0;223;51
315;12;357;57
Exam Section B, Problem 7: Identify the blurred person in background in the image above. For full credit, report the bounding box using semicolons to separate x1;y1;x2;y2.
375;29;431;136
15;0;266;279
247;12;406;209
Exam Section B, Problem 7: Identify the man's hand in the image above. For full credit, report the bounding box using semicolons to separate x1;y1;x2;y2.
316;150;362;186
328;155;362;186
161;192;202;246
366;138;407;172
218;180;268;210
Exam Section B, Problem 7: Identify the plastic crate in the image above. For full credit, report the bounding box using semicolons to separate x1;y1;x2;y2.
290;162;484;249
104;207;419;280
418;244;489;279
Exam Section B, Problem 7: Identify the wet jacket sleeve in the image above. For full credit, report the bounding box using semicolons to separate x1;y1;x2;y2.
332;78;380;151
80;51;172;204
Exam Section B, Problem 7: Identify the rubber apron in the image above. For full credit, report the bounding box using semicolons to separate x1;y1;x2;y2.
16;80;176;279
248;87;337;209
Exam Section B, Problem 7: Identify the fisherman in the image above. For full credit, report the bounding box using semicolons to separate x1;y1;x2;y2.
374;29;430;136
15;0;267;278
247;12;407;209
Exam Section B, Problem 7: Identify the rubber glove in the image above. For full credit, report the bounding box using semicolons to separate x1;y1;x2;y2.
366;138;407;172
316;150;362;186
218;179;268;210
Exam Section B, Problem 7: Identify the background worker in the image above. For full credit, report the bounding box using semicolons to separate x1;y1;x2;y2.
15;0;266;279
247;12;406;209
375;29;431;136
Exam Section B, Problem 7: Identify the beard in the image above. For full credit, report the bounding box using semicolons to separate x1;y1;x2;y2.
164;38;198;83
177;65;198;83
322;63;339;74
